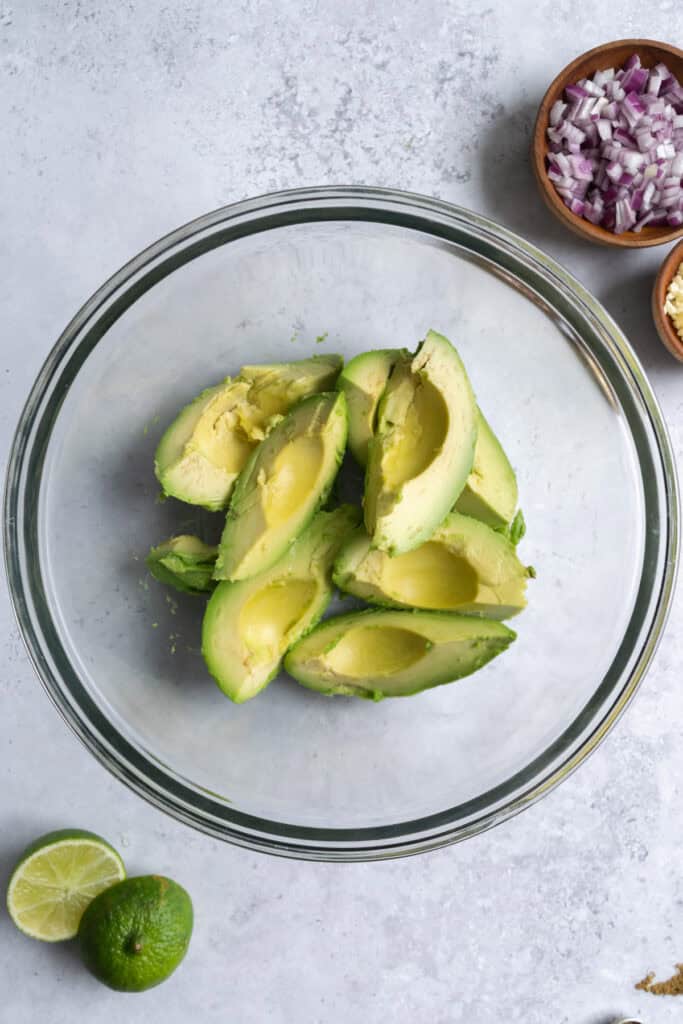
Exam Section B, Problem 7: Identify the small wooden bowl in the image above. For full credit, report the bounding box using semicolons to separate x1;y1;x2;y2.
532;39;683;248
652;239;683;360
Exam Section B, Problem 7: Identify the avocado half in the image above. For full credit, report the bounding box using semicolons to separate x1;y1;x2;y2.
214;390;348;582
284;609;515;700
334;512;532;619
146;535;218;595
364;331;478;554
203;506;360;702
341;346;518;531
154;354;342;511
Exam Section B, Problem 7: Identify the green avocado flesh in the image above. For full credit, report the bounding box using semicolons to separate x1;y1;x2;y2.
154;355;342;511
334;512;531;619
214;391;348;582
364;331;477;554
284;609;515;700
146;535;218;595
341;349;518;529
337;349;405;466
454;409;518;529
202;506;360;702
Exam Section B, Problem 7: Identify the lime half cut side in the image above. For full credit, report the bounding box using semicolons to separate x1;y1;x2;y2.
6;829;126;942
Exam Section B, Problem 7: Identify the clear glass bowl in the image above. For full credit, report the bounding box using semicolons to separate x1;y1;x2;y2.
4;187;678;861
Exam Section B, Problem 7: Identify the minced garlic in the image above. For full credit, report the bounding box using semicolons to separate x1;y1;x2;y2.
664;260;683;342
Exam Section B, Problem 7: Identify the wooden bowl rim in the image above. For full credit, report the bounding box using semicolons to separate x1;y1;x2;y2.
532;38;683;249
652;239;683;360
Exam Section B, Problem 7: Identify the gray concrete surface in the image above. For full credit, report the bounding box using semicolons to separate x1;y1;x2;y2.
2;2;683;1021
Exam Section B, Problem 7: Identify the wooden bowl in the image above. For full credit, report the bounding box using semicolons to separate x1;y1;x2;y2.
532;39;683;248
652;239;683;360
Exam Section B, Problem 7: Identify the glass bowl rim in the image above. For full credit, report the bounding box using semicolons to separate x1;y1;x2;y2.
4;185;679;861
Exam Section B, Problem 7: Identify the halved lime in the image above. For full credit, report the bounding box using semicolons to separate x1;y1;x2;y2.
6;829;126;942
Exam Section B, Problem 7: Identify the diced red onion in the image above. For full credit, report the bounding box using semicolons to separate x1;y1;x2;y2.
633;210;656;231
656;142;676;160
622;92;646;127
621;66;649;94
545;52;683;233
596;118;612;141
636;129;655;152
605;81;625;102
615;198;637;232
573;99;597;125
613;127;636;147
584;201;604;224
568;155;594;181
621;150;645;174
591;97;609;119
593;68;615;87
549;100;567;126
582;122;599;146
606;161;623;182
568;198;585;215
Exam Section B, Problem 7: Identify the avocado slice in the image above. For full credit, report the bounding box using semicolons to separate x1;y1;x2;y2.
284;609;515;700
202;505;360;702
154;355;342;511
337;349;406;466
214;391;348;581
341;351;518;529
155;381;238;512
146;535;218;595
454;409;518;529
364;331;477;554
334;512;532;619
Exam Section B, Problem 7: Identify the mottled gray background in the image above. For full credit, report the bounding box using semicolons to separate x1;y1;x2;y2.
2;2;683;1022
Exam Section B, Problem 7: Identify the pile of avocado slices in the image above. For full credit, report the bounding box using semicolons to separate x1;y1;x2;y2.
146;331;533;703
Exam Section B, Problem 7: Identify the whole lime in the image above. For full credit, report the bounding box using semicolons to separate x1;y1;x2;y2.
78;875;193;992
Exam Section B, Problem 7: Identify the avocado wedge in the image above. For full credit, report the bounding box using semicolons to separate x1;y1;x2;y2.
454;409;518;529
364;331;477;554
334;512;532;619
284;609;515;700
341;349;518;530
155;355;342;511
202;506;360;702
146;535;218;595
337;349;405;466
214;391;348;581
155;381;239;512
240;355;343;422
